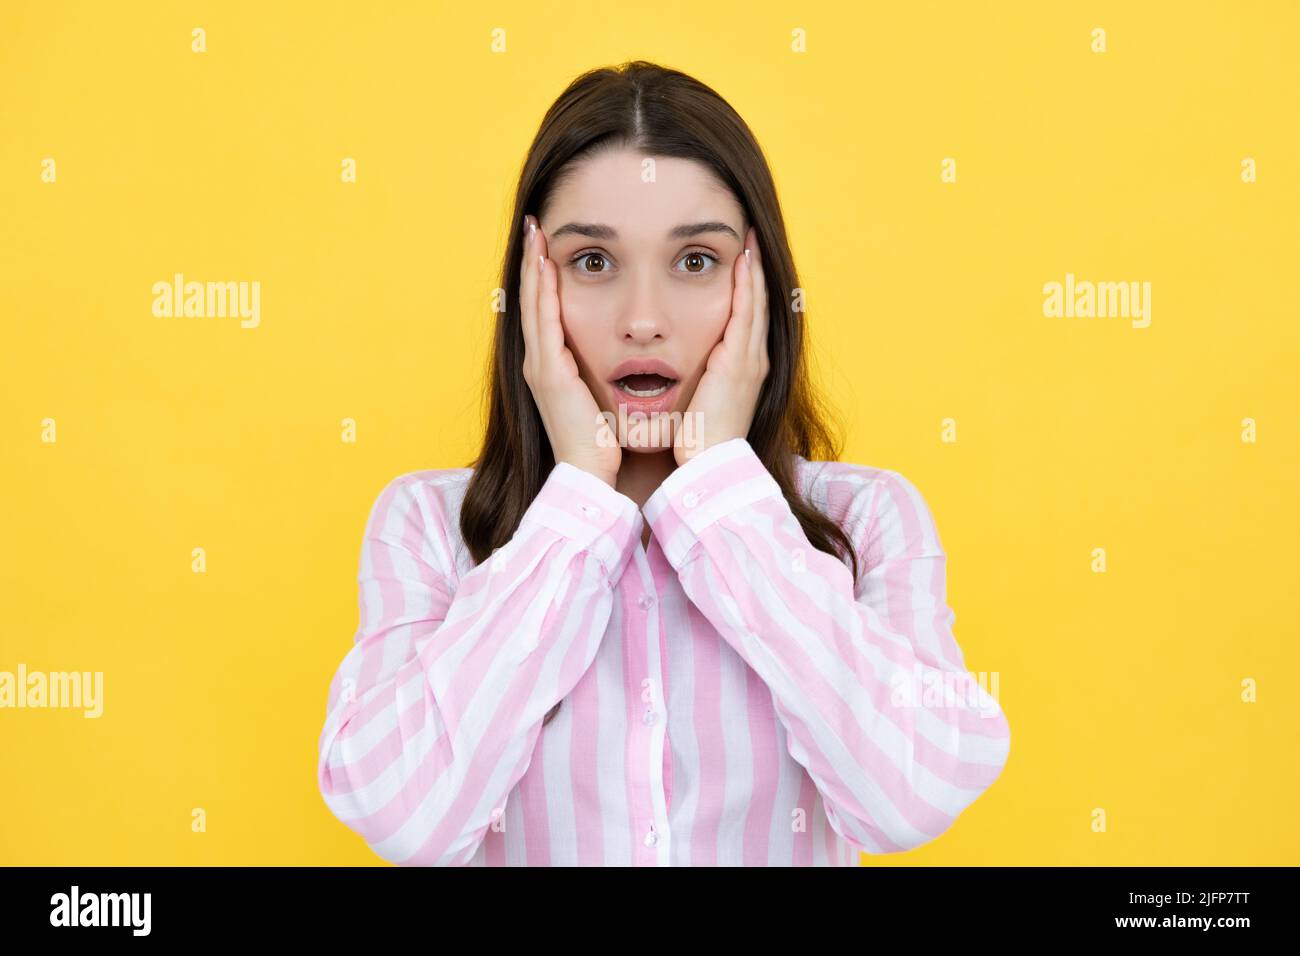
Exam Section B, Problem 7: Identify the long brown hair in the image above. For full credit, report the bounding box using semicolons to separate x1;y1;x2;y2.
460;60;859;727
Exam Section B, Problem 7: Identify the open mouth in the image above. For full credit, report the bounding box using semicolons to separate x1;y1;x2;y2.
614;373;678;397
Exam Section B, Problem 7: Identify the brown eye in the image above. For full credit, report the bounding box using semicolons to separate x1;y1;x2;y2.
676;250;718;275
578;253;607;273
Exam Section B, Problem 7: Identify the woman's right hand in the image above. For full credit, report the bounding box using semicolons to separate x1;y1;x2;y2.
519;214;622;488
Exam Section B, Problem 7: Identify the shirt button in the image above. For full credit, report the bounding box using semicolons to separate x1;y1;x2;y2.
682;491;699;509
637;593;655;610
581;504;601;519
642;708;658;725
643;827;659;847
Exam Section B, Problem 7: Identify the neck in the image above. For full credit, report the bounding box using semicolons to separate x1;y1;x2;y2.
616;449;678;547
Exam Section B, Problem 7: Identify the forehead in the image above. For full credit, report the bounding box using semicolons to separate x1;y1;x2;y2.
543;148;743;237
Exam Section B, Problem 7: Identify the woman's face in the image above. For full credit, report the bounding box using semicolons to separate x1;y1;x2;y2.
538;147;748;452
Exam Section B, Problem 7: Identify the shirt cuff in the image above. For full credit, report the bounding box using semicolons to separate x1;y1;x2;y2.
642;438;785;566
519;461;644;583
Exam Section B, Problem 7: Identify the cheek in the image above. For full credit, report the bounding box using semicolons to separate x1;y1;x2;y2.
667;277;731;321
673;281;731;359
555;287;607;380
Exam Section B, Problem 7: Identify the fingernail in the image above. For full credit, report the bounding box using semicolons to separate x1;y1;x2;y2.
744;248;751;264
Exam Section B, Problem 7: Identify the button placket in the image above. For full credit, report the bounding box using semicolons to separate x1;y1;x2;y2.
635;591;659;723
628;547;670;864
640;675;658;725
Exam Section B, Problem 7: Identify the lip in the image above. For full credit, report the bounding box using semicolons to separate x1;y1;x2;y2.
608;377;682;418
607;357;682;383
606;358;683;418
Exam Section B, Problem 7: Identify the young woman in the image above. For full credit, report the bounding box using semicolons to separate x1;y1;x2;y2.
316;60;1011;866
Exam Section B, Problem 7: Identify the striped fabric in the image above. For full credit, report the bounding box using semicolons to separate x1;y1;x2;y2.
316;437;1011;865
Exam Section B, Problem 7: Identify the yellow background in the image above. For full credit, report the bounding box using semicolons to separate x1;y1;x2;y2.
2;0;1296;865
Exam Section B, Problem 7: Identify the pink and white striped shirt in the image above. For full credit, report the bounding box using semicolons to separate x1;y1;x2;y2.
316;437;1011;866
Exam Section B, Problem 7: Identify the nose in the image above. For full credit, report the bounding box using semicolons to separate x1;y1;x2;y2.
617;271;669;344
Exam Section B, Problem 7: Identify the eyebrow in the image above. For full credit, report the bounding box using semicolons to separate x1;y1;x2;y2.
548;221;741;242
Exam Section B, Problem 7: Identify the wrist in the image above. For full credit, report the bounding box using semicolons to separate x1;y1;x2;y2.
558;457;618;488
674;432;740;467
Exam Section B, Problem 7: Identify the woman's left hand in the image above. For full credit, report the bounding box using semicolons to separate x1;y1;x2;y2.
674;226;771;466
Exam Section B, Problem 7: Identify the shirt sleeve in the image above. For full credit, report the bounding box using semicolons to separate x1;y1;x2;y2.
642;437;1011;854
317;463;643;866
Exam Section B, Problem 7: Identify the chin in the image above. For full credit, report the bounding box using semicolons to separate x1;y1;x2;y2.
595;402;683;453
621;441;676;455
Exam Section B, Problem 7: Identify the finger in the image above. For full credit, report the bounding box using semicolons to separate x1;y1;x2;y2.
745;228;768;364
724;241;753;352
520;216;540;365
530;222;564;358
534;219;551;261
537;251;564;358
